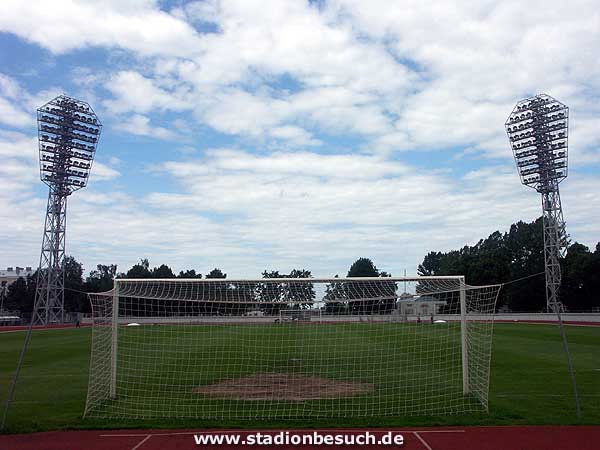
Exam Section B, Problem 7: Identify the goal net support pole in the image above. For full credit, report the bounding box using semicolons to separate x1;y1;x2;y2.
110;281;118;399
460;276;469;395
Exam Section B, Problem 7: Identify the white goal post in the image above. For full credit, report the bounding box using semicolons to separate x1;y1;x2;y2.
85;276;501;420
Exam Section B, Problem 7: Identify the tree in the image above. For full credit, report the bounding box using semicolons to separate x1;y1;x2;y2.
125;259;152;278
258;269;315;314
152;264;175;278
346;258;395;314
416;217;557;312
63;255;86;312
378;271;397;313
204;268;227;314
178;269;202;278
503;218;545;311
347;258;379;277
591;244;600;310
258;270;284;315
418;252;444;277
4;255;87;315
324;275;347;314
285;269;315;310
3;275;35;313
122;260;180;279
85;264;118;293
206;268;226;279
562;242;599;311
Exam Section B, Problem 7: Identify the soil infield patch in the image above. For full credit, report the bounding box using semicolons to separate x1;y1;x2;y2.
193;373;374;401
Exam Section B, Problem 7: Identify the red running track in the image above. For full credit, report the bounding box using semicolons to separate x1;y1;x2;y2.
0;324;91;332
1;321;598;333
1;426;599;450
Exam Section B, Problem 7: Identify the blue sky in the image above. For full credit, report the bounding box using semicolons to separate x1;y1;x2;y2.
1;0;599;278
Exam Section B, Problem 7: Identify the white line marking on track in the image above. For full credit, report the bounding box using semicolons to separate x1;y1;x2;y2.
498;322;600;327
130;435;152;450
497;393;600;398
100;428;466;437
101;429;465;437
415;430;465;433
413;432;434;450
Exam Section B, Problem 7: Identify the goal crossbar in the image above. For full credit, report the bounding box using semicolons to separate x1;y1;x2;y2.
116;275;467;283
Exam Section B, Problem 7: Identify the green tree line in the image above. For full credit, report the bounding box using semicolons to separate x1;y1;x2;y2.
418;217;600;311
1;259;215;314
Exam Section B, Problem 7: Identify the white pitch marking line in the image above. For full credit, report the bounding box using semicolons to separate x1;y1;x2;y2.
130;434;152;450
413;432;434;450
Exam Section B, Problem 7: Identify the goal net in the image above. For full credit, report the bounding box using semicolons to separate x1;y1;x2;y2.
277;309;318;323
84;277;500;420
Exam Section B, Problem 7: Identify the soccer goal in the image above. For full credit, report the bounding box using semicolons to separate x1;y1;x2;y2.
277;308;318;323
84;276;500;419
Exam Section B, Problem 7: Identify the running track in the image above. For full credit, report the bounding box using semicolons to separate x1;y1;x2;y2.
2;426;600;450
1;319;599;333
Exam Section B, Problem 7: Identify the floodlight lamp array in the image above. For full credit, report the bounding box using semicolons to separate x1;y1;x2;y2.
505;94;568;193
37;95;102;194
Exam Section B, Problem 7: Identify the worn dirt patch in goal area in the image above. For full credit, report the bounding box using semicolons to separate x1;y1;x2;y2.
193;373;374;401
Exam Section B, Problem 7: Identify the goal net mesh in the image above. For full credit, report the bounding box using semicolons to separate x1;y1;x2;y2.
84;277;500;419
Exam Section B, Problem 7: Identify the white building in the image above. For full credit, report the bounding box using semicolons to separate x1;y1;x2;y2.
0;266;35;306
398;295;446;317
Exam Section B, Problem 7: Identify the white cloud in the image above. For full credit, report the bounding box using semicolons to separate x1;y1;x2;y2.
270;126;321;147
327;0;600;157
196;88;289;137
92;161;121;181
116;114;176;139
0;0;204;57
104;70;191;114
137;149;598;276
2;145;599;277
569;116;600;165
7;0;591;162
0;74;34;128
0;131;37;160
0;73;22;99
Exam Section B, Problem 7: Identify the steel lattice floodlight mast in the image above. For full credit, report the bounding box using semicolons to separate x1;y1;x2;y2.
34;95;102;324
505;93;569;312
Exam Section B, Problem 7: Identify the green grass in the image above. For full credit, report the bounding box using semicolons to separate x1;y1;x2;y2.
94;322;478;420
0;323;599;433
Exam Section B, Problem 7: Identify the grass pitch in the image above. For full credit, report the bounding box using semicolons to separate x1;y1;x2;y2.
0;323;599;433
90;322;482;420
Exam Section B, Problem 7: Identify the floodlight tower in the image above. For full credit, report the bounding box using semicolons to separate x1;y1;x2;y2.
34;95;102;324
505;94;569;312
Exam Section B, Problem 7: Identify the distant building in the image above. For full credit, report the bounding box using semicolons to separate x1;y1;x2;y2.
0;266;35;302
398;295;446;316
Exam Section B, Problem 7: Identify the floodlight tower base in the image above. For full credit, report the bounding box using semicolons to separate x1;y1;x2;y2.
541;188;567;313
33;188;68;325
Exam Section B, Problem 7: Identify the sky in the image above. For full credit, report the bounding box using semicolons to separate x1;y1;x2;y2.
0;0;599;279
